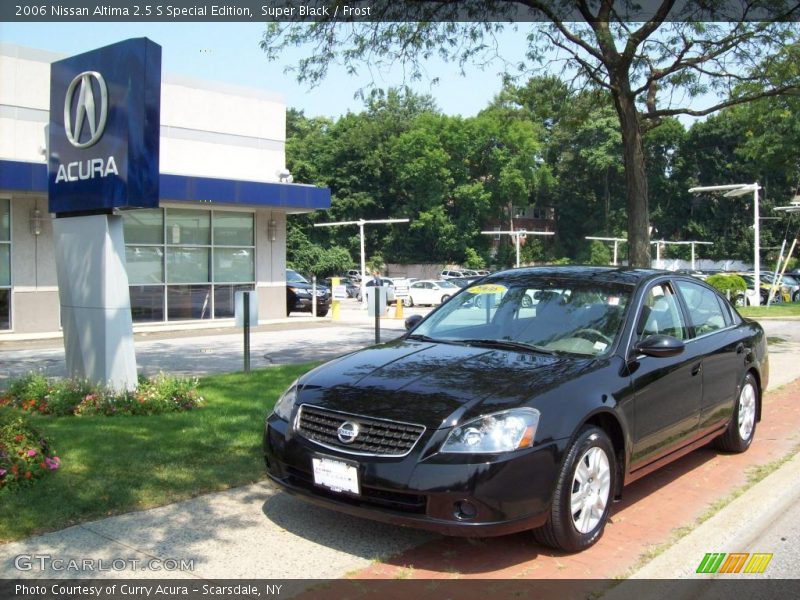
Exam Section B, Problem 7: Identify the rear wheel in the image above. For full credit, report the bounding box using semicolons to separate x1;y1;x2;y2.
534;426;616;552
715;372;758;453
440;294;450;304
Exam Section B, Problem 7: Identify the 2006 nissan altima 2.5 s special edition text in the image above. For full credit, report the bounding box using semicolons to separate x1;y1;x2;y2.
264;266;768;552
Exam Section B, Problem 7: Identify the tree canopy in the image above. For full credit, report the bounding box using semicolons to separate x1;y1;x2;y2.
262;0;800;266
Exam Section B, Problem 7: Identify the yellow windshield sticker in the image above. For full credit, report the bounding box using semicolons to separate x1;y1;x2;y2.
467;284;508;294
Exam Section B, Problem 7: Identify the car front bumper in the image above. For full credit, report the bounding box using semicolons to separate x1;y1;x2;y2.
264;415;566;537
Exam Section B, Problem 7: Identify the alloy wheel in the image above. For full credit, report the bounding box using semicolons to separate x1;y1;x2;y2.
570;446;611;534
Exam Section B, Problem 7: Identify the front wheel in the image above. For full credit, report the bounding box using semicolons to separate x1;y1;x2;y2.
534;426;616;553
715;372;758;453
404;297;414;307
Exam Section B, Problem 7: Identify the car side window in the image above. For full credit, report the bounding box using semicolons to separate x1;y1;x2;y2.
636;283;687;341
676;279;729;336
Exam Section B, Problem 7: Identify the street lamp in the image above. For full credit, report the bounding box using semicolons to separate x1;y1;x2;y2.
481;229;554;267
689;183;761;305
314;218;410;305
585;236;627;266
650;240;713;270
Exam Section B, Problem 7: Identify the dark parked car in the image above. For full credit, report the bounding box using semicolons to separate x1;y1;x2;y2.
324;277;359;299
286;269;330;317
265;266;768;552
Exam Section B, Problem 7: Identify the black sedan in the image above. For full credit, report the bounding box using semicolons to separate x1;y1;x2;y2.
264;266;768;552
286;269;330;317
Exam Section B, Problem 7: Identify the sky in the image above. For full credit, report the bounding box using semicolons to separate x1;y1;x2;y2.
0;21;535;119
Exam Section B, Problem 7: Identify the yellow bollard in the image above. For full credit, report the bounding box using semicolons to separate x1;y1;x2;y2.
394;297;404;319
331;277;341;321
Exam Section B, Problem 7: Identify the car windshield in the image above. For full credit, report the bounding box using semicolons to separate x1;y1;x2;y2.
436;280;459;289
287;269;308;284
411;279;632;357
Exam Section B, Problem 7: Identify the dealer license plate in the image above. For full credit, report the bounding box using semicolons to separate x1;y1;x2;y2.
312;456;360;495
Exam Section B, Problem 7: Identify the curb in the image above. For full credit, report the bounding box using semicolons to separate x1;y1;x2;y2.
620;449;800;581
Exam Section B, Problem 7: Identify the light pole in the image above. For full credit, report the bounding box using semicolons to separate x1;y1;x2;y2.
481;230;554;267
689;183;761;305
314;218;410;305
649;240;713;270
585;236;627;266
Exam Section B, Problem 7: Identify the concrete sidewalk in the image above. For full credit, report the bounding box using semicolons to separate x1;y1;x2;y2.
1;318;799;585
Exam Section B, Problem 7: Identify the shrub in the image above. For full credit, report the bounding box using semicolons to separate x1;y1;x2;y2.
0;407;60;492
1;374;204;417
706;274;747;299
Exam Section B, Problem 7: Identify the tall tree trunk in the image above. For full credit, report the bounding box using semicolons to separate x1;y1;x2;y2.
613;92;651;268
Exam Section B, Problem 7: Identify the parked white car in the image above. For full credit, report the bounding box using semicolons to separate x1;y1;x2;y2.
405;279;460;307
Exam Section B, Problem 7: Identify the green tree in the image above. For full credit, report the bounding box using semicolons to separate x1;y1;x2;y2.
262;2;800;266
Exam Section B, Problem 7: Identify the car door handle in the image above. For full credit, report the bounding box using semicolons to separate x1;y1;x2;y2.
691;362;702;376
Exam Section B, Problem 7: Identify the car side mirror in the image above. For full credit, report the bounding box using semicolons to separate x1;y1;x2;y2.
633;334;685;358
405;314;423;331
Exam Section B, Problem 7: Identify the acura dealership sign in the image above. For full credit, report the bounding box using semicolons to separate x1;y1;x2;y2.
48;38;161;215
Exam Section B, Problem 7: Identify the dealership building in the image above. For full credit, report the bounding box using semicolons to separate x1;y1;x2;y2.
0;42;331;338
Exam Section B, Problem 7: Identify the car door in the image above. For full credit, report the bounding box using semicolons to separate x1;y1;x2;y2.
628;281;703;470
674;278;743;436
410;281;427;305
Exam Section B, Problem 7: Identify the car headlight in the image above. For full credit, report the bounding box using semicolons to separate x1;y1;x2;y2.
290;287;311;297
273;380;299;421
441;408;540;453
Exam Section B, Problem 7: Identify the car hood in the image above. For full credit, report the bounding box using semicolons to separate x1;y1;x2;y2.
297;339;595;429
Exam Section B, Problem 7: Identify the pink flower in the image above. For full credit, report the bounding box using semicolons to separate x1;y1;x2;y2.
45;456;60;471
0;468;6;477
27;449;37;457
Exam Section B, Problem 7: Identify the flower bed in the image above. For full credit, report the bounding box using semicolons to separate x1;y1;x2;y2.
0;372;204;417
0;407;60;492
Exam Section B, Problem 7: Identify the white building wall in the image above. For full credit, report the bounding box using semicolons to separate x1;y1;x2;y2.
0;43;300;335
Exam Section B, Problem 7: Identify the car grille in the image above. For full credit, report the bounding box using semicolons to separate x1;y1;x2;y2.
296;405;426;457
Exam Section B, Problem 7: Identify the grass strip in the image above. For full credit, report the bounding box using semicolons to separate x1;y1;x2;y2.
0;364;317;543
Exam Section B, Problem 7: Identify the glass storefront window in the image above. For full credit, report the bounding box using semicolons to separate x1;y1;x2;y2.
0;290;9;330
0;244;9;288
214;211;254;246
214;284;255;318
167;247;209;283
125;207;255;323
1;198;10;241
167;209;210;245
122;208;164;244
126;246;164;284
214;248;254;283
167;285;212;321
129;286;164;322
1;198;10;330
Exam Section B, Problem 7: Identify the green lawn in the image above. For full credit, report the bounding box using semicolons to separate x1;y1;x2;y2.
0;364;317;543
739;304;800;318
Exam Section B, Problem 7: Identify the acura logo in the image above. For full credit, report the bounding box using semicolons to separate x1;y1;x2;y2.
337;421;360;444
64;71;108;148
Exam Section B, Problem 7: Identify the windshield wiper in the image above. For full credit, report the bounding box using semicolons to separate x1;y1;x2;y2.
460;338;558;355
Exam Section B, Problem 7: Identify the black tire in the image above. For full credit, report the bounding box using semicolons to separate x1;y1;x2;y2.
316;309;329;318
403;297;413;307
793;290;799;303
441;294;450;304
533;426;616;553
733;294;747;307
715;372;758;453
521;295;533;308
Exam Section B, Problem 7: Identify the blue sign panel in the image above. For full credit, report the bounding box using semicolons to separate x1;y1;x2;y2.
48;38;161;215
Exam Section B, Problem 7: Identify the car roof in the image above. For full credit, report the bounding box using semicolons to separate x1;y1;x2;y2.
482;265;670;287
